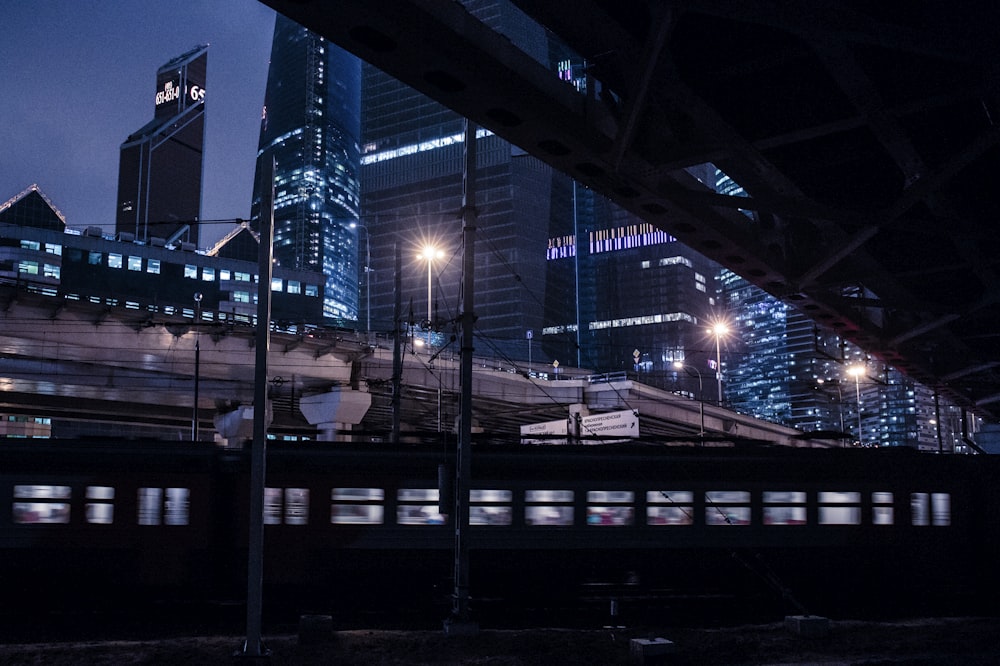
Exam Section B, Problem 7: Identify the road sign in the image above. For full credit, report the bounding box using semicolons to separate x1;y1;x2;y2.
580;409;639;439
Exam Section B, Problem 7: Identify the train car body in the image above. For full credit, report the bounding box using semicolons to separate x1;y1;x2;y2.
2;439;998;623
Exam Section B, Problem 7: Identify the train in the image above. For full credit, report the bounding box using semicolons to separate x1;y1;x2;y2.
2;438;999;625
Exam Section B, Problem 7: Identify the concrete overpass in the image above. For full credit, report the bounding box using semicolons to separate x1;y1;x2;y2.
0;283;823;446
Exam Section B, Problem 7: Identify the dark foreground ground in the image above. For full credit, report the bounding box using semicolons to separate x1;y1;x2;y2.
1;617;998;665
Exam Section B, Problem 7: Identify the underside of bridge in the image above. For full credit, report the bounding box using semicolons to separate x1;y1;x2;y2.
264;0;1000;421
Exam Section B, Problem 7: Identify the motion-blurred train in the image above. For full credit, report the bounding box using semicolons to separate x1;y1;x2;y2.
2;438;998;622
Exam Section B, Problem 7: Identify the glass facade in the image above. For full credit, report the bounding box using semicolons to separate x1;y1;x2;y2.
251;16;361;322
116;45;208;247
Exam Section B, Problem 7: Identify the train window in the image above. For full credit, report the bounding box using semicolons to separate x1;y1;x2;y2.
86;486;115;524
469;488;514;525
646;491;693;525
525;490;574;526
910;492;950;526
331;487;385;525
165;488;190;526
138;488;163;525
873;492;894;525
586;491;634;526
138;487;190;526
763;491;807;525
284;488;309;525
13;485;71;524
819;491;861;525
469;489;512;526
705;490;751;525
397;489;445;525
264;488;282;525
932;493;951;526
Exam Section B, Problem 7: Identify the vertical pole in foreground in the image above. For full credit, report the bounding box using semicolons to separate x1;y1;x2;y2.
446;119;478;635
391;244;402;445
241;158;274;658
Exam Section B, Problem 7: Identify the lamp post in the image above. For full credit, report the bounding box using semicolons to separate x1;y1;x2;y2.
673;361;705;438
848;365;865;446
420;245;443;350
192;292;202;442
711;322;729;405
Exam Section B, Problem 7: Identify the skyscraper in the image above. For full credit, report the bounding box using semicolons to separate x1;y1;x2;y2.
116;45;208;246
251;16;361;322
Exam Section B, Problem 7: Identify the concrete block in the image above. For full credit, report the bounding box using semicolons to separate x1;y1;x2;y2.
629;637;676;663
298;614;334;645
784;614;830;638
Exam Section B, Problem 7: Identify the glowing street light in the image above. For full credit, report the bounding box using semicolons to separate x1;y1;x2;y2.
710;321;730;405
848;364;866;446
673;361;705;438
420;245;444;349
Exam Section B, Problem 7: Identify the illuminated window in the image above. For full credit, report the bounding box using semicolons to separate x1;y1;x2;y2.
127;256;142;271
43;263;60;279
819;491;861;525
586;490;634;526
305;284;319;297
646;490;693;525
470;489;512;526
138;487;190;525
219;269;231;281
234;271;251;282
873;492;894;525
202;267;215;282
397;488;445;525
184;264;198;279
706;490;751;525
88;251;102;265
86;486;115;524
331;487;384;524
234;291;250;303
271;277;283;292
147;259;160;274
287;280;301;294
284;488;309;525
763;491;806;525
20;240;40;251
525;489;574;526
46;243;62;256
108;253;122;269
18;261;38;275
13;485;71;524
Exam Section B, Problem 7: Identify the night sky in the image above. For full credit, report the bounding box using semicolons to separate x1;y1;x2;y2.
1;1;277;246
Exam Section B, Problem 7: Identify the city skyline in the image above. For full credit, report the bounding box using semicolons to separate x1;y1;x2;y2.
1;1;275;246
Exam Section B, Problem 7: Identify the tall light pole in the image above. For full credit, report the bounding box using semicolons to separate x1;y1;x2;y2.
711;322;729;405
673;361;705;438
192;292;202;441
420;245;443;350
848;365;865;446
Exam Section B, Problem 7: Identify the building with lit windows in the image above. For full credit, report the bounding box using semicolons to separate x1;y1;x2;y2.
116;45;208;247
2;185;323;329
360;0;556;361
250;15;361;323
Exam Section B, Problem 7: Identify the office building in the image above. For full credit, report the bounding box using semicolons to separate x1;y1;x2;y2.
251;15;361;322
116;45;208;247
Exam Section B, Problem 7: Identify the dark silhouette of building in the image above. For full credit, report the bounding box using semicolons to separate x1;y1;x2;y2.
251;15;361;323
115;45;208;247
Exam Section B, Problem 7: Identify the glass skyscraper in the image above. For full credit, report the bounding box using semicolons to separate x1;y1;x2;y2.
361;1;556;359
116;45;208;246
251;16;361;322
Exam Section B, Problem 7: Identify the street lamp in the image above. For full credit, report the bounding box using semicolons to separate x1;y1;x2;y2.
847;365;865;446
710;322;729;405
673;361;705;438
192;292;202;442
419;245;443;350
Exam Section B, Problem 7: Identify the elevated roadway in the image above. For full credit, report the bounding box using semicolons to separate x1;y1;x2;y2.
0;285;820;445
